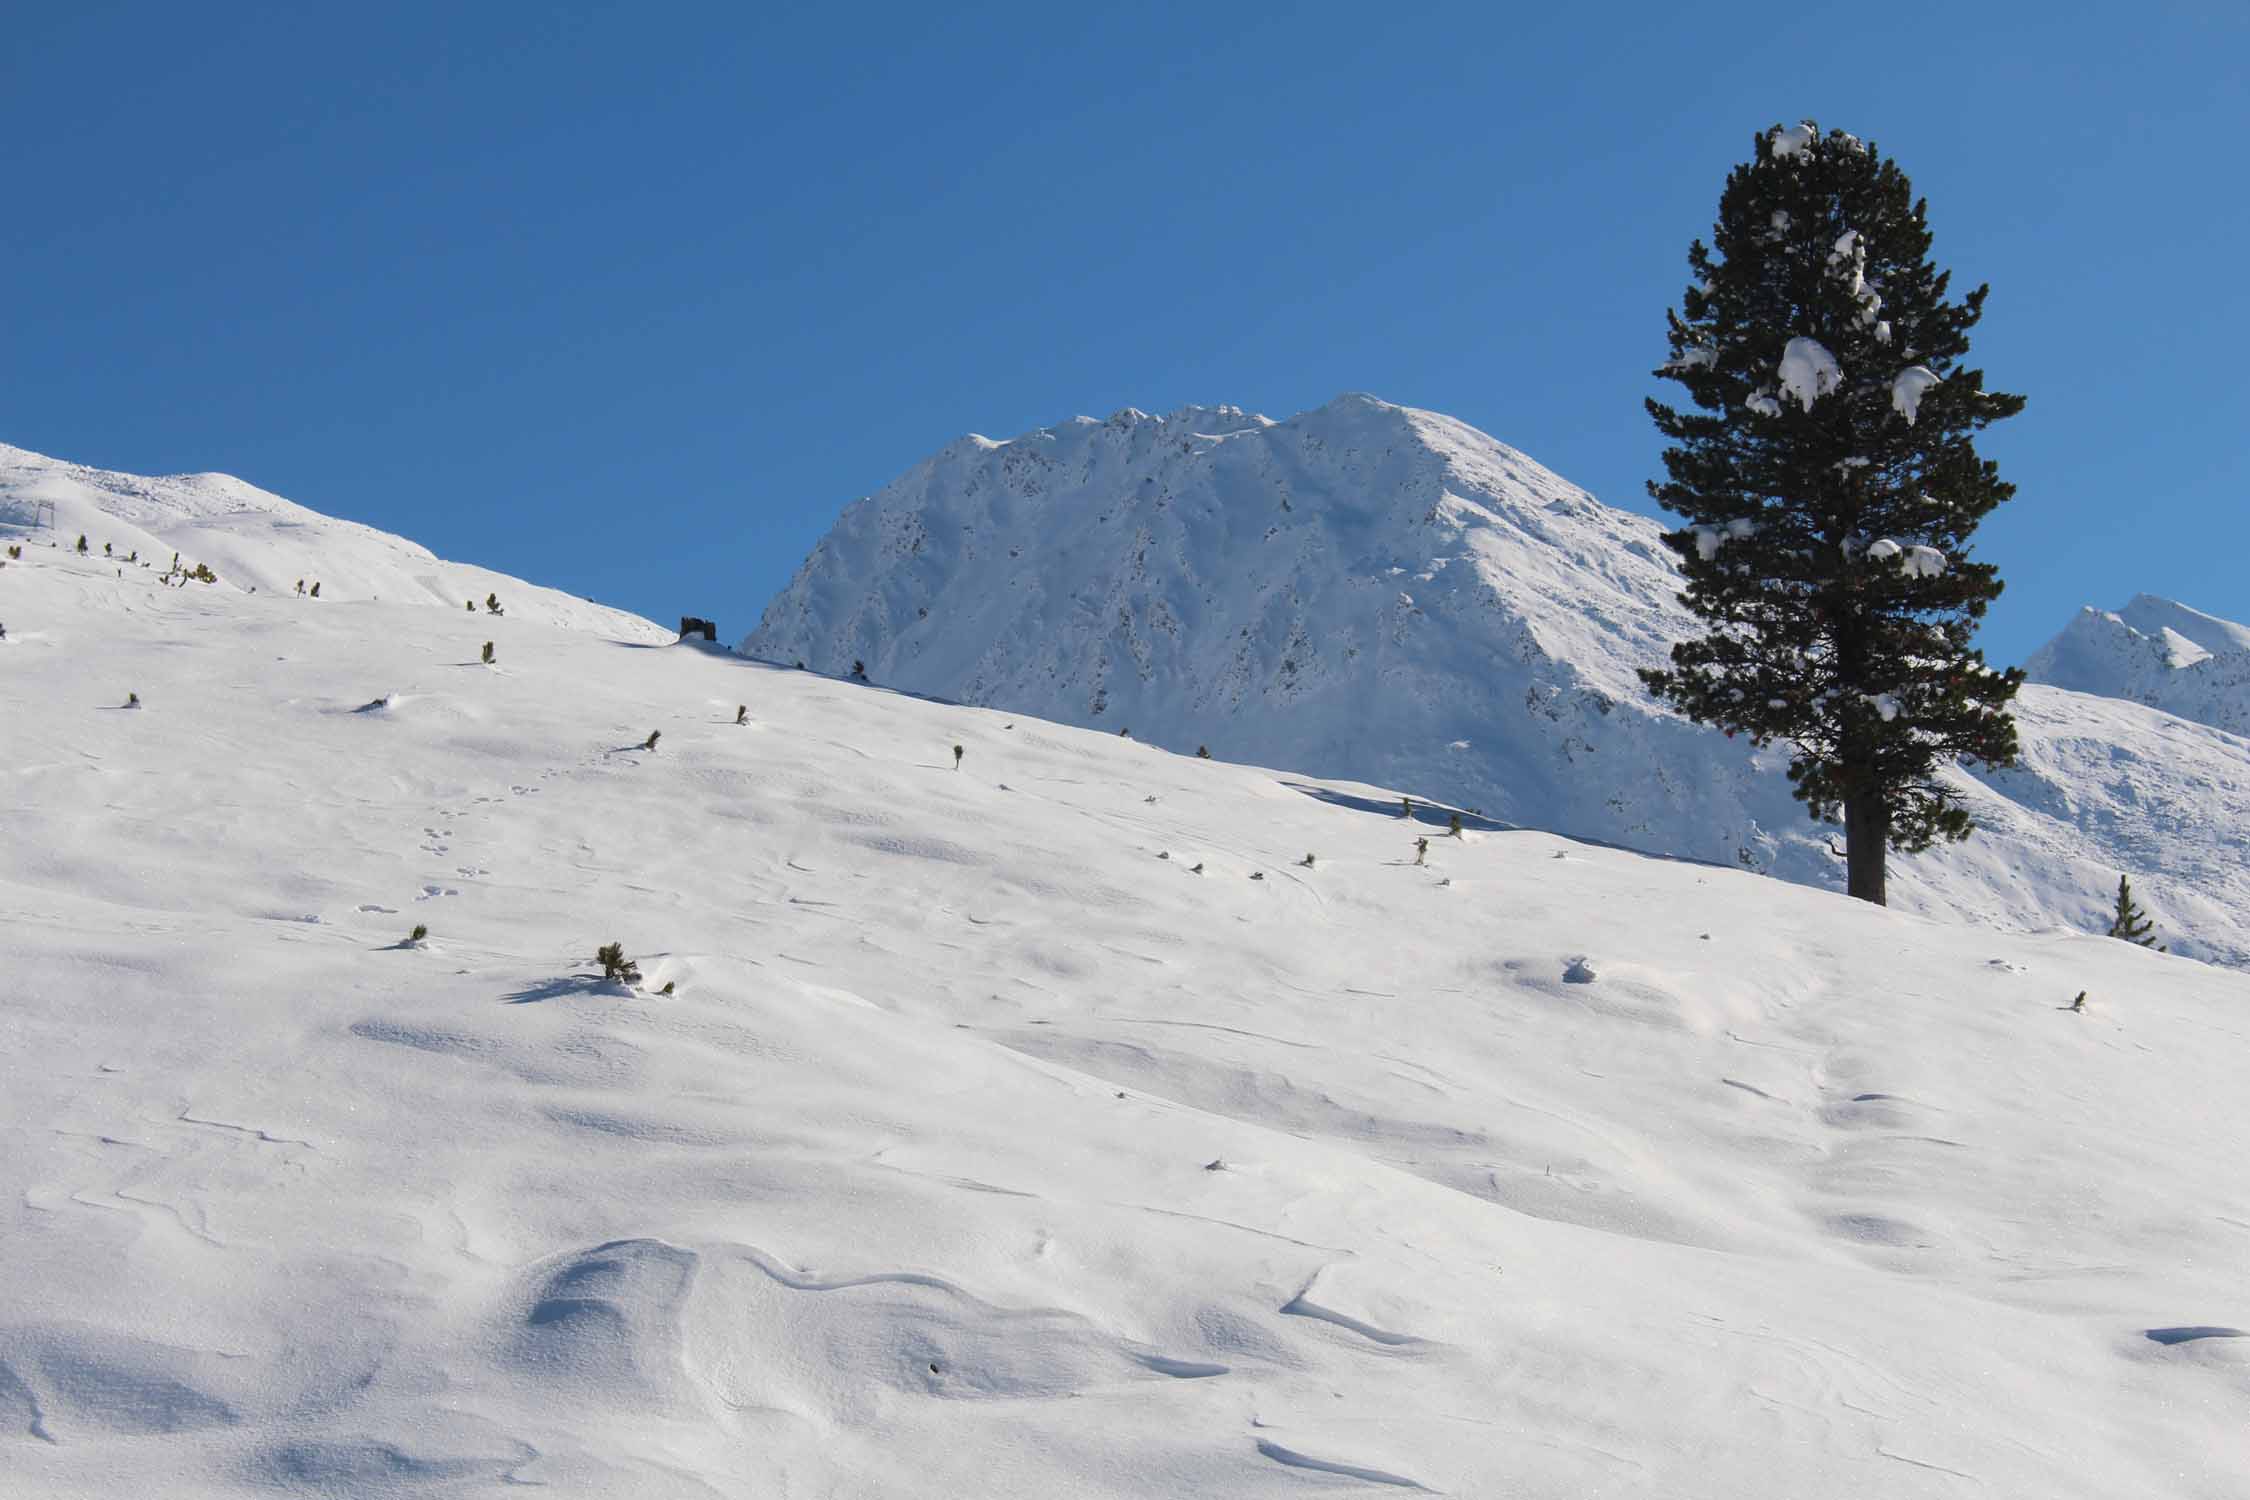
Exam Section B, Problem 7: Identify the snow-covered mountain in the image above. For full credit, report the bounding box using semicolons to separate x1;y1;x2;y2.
746;395;2250;966
0;440;667;639
4;527;2247;1498
2025;593;2250;737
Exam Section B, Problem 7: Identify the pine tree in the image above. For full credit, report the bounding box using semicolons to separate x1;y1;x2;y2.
595;942;640;985
642;730;660;752
736;705;748;725
1641;121;2026;905
952;743;964;769
481;641;495;665
2106;874;2164;950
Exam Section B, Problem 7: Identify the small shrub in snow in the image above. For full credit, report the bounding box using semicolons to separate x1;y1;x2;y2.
1197;745;1211;759
1400;796;1413;819
736;705;748;725
103;542;112;556
851;659;867;680
485;593;503;616
76;535;88;554
409;923;428;944
657;980;676;996
308;581;320;597
952;744;964;769
1189;862;1205;874
1299;853;1316;868
595;942;640;985
189;563;216;583
1448;811;1463;837
2069;990;2088;1013
2106;874;2164;951
481;641;495;665
466;600;475;611
6;545;21;559
1414;836;1429;866
642;730;661;752
125;691;140;708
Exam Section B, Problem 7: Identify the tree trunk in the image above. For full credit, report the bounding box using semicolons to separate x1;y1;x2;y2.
1844;792;1889;906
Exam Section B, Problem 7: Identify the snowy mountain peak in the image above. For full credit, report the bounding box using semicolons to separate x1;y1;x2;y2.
2023;594;2250;737
749;398;2250;967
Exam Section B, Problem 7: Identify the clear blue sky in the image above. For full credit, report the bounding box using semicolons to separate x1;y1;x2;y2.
5;2;2243;664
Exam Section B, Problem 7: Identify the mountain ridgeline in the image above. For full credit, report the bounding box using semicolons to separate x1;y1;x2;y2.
748;395;2250;965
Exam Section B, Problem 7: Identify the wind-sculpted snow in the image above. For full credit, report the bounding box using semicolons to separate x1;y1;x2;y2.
3;545;2248;1496
748;394;2250;965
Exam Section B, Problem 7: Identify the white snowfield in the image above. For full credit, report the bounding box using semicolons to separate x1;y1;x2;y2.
0;441;669;641
745;394;2250;968
3;514;2248;1498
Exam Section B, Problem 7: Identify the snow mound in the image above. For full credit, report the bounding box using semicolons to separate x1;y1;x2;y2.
1776;337;1842;410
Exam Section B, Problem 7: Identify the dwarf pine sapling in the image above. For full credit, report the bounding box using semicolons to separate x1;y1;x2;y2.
595;942;640;985
486;593;502;616
126;691;140;708
2106;874;2164;950
103;542;111;556
851;659;867;680
1447;811;1464;838
409;923;428;944
642;730;660;751
466;600;475;611
1400;796;1413;820
736;705;748;725
1197;745;1211;759
952;744;964;769
309;581;320;597
1299;853;1316;868
1640;121;2025;906
658;980;676;996
76;535;88;554
1414;836;1429;866
481;641;495;665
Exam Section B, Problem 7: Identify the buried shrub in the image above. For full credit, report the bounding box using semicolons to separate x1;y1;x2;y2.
481;641;495;665
595;942;641;985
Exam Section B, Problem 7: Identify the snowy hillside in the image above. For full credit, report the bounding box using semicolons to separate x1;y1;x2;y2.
0;440;668;640
746;396;2250;966
4;526;2247;1498
2025;594;2250;738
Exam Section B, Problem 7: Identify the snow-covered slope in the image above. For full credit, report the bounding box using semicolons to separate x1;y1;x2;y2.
0;440;668;640
745;395;2250;966
4;534;2247;1498
2025;594;2250;738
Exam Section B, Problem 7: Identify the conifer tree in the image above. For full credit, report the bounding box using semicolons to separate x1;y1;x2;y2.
481;641;495;665
1641;121;2026;905
2106;874;2164;950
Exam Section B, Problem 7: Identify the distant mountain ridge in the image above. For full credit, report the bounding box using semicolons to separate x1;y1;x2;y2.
0;440;665;639
2024;593;2250;737
747;394;2250;966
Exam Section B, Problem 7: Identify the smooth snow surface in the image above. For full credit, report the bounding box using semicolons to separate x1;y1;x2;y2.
4;527;2248;1498
745;395;2250;968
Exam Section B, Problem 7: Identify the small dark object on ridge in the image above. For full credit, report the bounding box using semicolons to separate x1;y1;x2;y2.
642;730;661;752
679;616;717;642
